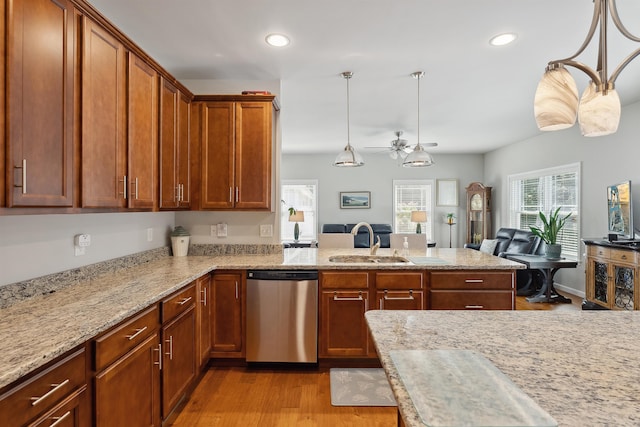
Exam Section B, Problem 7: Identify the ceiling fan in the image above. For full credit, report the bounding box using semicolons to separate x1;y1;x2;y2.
365;131;437;160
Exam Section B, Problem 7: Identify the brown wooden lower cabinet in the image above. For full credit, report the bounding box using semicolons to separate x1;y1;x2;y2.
320;289;371;357
196;273;212;369
211;271;244;357
94;333;161;427
30;388;88;427
429;271;515;310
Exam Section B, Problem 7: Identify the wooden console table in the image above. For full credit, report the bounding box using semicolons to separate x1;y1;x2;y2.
583;239;640;310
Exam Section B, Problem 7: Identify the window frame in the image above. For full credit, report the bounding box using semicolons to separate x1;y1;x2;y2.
507;163;581;261
280;180;318;242
392;179;435;240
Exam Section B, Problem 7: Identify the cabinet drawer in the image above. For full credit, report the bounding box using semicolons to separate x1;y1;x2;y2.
588;245;610;259
162;282;197;322
430;290;514;310
95;305;159;372
375;272;423;289
610;249;638;264
0;348;86;427
430;271;513;290
320;271;369;289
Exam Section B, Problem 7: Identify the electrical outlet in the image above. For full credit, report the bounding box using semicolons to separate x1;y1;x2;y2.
147;228;153;242
217;223;228;237
260;224;273;237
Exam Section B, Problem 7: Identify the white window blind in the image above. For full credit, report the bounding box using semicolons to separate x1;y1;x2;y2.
393;180;434;239
508;163;580;260
281;180;318;241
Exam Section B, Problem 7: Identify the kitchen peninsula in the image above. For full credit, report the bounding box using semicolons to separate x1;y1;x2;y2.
366;310;640;426
0;246;521;425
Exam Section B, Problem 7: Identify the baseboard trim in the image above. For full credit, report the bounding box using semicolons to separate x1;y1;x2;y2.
553;282;585;299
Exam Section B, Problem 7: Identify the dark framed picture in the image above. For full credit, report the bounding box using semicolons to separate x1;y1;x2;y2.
340;191;371;209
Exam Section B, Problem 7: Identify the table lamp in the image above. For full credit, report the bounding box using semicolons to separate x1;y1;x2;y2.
289;210;305;241
411;211;427;234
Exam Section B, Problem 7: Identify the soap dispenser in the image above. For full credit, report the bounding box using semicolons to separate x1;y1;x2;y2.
402;236;410;257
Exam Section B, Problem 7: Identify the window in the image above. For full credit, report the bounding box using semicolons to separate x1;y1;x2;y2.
281;180;318;241
393;180;435;240
508;163;580;260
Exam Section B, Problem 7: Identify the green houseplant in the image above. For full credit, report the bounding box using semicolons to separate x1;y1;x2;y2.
529;207;571;259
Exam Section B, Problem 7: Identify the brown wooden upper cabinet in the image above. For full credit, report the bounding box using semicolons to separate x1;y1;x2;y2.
197;96;278;210
81;17;127;208
159;79;191;210
6;0;76;207
127;52;158;210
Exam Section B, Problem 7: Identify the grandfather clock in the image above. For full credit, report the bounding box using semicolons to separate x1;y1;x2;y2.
466;182;492;244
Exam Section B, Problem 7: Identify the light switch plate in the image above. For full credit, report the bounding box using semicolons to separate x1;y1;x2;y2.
217;223;228;237
260;224;273;237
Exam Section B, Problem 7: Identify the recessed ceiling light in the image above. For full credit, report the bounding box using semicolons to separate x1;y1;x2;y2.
489;33;517;46
265;33;290;47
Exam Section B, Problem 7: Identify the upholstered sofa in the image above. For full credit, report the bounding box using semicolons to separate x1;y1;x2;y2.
321;223;393;248
465;227;543;295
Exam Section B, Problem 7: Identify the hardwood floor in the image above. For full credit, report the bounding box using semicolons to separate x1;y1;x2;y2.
170;293;581;427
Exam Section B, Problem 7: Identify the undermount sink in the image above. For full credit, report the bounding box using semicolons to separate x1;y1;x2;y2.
328;255;410;264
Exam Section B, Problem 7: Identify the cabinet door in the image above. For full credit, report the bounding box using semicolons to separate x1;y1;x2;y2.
81;18;126;208
7;0;75;207
201;102;234;209
376;290;424;310
29;388;88;427
234;102;272;210
95;333;161;427
159;79;178;209
211;272;243;355
196;274;212;368
612;262;635;310
319;290;370;357
127;52;157;209
587;257;611;308
177;91;191;207
162;306;196;419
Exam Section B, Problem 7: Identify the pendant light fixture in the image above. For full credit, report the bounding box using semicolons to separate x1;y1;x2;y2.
333;71;365;167
534;0;640;137
403;71;436;167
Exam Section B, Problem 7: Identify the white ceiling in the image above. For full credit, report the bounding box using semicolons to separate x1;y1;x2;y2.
89;0;640;156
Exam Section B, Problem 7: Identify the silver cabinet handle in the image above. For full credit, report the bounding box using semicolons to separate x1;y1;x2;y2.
30;379;70;406
154;343;162;370
49;411;71;427
179;184;184;202
132;177;139;200
235;187;239;203
333;291;364;301
165;336;173;360
465;279;484;283
14;159;27;194
464;305;484;309
229;187;233;203
201;287;207;306
235;281;239;300
383;290;414;300
119;176;127;199
178;296;193;305
175;185;180;202
126;326;148;341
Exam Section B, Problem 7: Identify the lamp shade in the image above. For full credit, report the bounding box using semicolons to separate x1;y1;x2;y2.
402;145;434;167
533;66;579;131
289;210;305;222
578;82;621;137
411;211;427;223
333;144;364;167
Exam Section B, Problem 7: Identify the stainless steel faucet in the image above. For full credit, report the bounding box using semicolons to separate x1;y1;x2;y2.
351;222;381;255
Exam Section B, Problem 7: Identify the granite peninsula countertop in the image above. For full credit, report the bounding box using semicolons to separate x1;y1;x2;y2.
366;310;640;427
0;247;522;390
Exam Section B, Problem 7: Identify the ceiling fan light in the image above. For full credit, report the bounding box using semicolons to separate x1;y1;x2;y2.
534;66;579;131
578;82;621;137
333;144;365;167
402;145;434;167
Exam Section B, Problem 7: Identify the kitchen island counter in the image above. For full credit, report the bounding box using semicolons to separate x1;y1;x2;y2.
366;310;640;426
0;247;521;390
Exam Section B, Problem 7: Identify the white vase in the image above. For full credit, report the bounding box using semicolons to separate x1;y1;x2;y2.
171;236;190;257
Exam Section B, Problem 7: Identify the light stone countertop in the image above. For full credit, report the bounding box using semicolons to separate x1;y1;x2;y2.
0;247;521;390
366;310;640;427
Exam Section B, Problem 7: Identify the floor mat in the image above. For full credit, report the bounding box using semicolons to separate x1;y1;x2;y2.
329;368;397;406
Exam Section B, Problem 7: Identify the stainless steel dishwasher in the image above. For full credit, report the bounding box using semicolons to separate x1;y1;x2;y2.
246;270;318;363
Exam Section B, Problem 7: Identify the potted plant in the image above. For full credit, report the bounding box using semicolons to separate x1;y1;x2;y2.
529;207;572;259
445;213;456;225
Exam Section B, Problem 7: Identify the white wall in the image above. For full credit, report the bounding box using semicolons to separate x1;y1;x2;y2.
485;100;640;295
0;212;175;286
282;152;484;248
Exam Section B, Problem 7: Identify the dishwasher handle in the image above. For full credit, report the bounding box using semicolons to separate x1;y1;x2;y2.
247;270;318;281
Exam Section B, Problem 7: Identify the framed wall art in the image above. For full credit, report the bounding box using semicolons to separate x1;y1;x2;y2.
436;179;459;206
340;191;371;209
